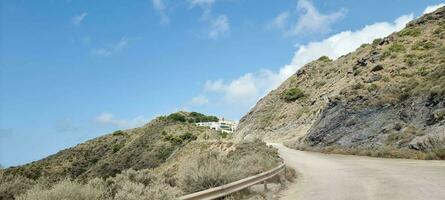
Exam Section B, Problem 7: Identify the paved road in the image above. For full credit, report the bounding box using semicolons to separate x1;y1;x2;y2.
272;144;445;200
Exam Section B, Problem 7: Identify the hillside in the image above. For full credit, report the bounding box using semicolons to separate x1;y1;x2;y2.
236;7;445;159
1;112;221;183
1;112;287;200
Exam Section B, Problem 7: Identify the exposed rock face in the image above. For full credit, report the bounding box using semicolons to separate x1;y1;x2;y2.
236;7;445;153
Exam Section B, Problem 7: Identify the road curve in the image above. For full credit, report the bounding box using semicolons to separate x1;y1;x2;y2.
271;144;445;200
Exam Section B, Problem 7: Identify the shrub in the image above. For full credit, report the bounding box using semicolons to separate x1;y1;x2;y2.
112;143;125;153
164;132;197;145
399;28;421;37
178;153;237;193
412;41;435;51
188;112;219;123
167;113;187;122
314;81;326;89
16;179;108;200
352;83;363;90
372;38;382;46
381;51;391;59
112;130;125;136
367;84;379;92
179;132;197;141
108;169;180;200
282;87;305;102
178;141;281;193
0;173;35;200
398;92;410;101
114;181;178;200
389;43;406;53
317;56;332;62
163;134;183;145
416;66;429;76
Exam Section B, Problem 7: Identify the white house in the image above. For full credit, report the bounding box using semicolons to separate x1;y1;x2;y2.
196;118;238;133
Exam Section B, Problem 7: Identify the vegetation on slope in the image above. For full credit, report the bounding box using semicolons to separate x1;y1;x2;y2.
237;6;445;159
0;112;290;199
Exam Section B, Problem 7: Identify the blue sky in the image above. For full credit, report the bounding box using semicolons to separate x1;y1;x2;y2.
0;0;444;167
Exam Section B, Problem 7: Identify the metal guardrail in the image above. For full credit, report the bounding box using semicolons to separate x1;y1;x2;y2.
178;163;286;200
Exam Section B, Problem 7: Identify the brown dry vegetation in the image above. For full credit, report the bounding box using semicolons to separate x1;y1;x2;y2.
0;111;290;200
286;142;445;160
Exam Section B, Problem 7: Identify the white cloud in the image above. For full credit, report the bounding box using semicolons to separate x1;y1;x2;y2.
209;15;230;39
93;112;148;128
268;0;346;36
152;0;170;24
91;37;128;56
191;95;209;105
268;11;290;30
289;0;346;35
189;0;216;8
72;12;88;25
200;13;414;107
188;0;230;39
423;3;445;14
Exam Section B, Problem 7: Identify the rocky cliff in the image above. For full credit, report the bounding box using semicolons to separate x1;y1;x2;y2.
236;7;445;158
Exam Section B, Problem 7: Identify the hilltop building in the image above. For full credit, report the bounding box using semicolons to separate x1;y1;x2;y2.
196;118;238;133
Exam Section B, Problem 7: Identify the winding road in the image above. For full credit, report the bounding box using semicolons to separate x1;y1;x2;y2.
272;144;445;200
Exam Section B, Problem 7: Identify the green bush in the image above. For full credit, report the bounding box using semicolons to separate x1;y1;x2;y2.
179;132;197;141
372;38;382;46
112;143;125;153
317;56;332;62
163;134;183;145
167;113;187;122
399;28;421;37
389;43;406;53
188;112;219;123
164;132;197;145
412;41;435;51
416;66;429;76
282;87;305;102
112;130;125;136
367;84;379;92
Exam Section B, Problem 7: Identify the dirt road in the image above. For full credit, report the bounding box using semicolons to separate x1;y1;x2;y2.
272;144;445;200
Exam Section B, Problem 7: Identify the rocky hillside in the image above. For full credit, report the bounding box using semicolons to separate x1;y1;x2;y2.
1;112;221;182
236;7;445;158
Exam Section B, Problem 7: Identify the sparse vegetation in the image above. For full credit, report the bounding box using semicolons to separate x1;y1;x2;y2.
238;7;445;163
287;143;445;160
0;140;288;200
282;87;305;102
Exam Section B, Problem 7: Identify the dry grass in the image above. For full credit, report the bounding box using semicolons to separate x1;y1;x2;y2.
178;140;282;193
286;142;445;160
16;179;108;200
2;140;288;200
